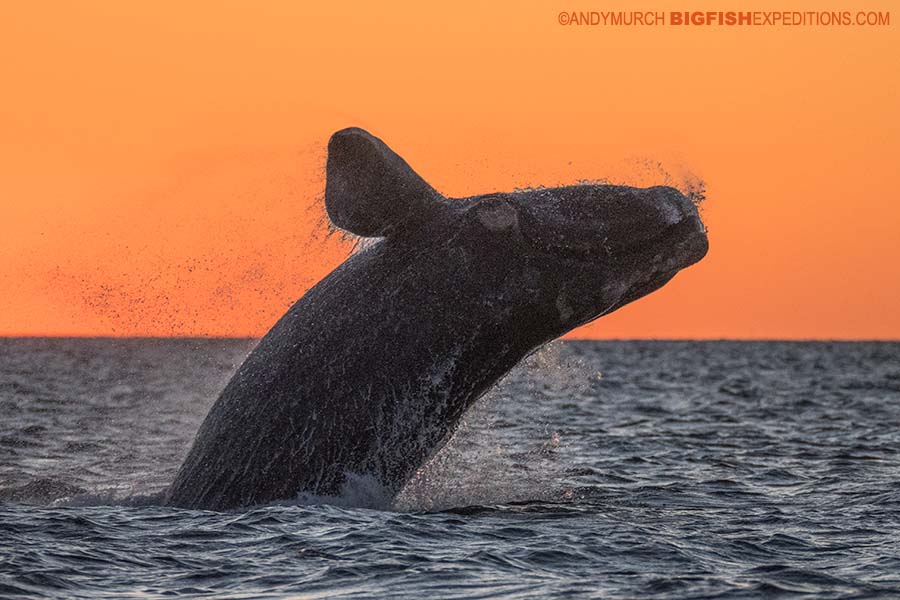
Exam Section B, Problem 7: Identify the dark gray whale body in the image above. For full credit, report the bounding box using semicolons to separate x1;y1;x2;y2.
164;128;708;511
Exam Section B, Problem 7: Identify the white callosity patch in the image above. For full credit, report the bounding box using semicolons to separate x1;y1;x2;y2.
601;279;629;301
555;292;574;323
477;201;519;231
656;199;683;227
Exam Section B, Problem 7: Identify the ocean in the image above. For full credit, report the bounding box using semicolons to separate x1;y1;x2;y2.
1;339;899;599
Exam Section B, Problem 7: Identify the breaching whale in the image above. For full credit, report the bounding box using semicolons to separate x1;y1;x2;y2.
164;128;709;511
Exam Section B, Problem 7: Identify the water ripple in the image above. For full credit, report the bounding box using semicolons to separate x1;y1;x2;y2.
1;340;900;598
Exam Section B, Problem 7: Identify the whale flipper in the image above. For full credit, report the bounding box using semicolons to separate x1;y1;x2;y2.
325;127;445;237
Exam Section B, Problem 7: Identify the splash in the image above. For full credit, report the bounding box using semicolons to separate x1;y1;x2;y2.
292;472;393;510
394;342;590;512
36;143;353;337
623;157;707;207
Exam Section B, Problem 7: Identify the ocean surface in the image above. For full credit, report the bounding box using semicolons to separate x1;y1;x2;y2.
1;339;899;599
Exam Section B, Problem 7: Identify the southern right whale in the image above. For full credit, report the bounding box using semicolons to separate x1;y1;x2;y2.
164;127;709;511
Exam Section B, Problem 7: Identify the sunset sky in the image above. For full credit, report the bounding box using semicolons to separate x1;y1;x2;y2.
1;1;897;338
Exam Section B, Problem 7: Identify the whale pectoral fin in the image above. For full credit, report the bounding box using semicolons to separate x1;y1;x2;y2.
325;127;445;237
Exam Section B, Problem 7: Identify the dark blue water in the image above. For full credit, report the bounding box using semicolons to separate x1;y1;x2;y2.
2;339;900;598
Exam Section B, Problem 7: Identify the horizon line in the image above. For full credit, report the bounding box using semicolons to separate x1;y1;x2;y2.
0;335;897;343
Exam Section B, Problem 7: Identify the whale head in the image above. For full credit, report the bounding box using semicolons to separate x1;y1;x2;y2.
500;182;708;329
326;127;708;340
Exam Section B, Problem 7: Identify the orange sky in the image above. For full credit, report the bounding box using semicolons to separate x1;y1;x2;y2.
1;1;898;338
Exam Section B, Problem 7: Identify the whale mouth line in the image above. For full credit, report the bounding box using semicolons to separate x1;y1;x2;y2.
617;214;706;260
